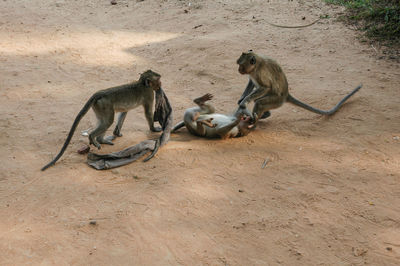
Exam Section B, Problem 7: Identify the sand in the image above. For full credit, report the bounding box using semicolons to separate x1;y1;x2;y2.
0;0;399;265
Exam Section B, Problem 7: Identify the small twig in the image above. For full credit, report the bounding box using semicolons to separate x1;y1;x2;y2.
348;117;364;121
264;18;320;29
261;158;269;169
193;24;203;29
131;202;148;206
383;241;400;247
88;217;110;221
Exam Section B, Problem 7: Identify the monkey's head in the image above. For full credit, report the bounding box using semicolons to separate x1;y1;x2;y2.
237;51;257;75
140;70;162;90
234;108;255;136
238;116;255;136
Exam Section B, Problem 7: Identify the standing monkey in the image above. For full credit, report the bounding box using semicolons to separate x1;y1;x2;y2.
237;51;362;124
41;70;162;171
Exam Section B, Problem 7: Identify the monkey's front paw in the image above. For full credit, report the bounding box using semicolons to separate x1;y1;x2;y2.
194;94;213;105
93;143;101;150
202;93;213;101
151;126;162;132
260;111;271;119
113;131;123;137
104;135;117;143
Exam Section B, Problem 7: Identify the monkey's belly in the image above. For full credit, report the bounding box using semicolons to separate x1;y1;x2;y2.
114;102;140;112
200;114;238;138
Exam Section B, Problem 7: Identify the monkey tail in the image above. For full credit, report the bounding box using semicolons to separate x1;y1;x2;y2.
143;122;172;162
143;139;160;162
286;84;362;115
171;121;185;133
41;95;98;171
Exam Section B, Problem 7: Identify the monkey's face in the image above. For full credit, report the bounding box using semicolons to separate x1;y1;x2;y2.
238;116;254;136
237;52;256;75
141;70;162;90
150;76;162;90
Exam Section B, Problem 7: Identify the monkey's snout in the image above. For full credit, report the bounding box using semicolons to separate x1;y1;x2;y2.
238;66;245;74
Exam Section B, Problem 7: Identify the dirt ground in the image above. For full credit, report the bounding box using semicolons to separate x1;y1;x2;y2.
0;0;399;265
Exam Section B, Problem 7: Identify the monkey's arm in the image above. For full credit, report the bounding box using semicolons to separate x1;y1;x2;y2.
197;118;216;128
216;118;240;138
144;103;162;132
195;121;208;136
113;112;127;137
237;79;255;104
239;86;271;107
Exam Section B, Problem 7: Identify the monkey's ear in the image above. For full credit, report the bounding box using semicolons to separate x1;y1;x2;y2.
144;78;150;87
250;56;256;65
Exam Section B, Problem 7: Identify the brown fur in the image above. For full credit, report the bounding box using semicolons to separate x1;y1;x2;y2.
41;70;162;171
237;51;362;124
173;94;253;139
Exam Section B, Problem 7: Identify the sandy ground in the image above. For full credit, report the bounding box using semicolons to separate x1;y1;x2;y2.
0;0;399;265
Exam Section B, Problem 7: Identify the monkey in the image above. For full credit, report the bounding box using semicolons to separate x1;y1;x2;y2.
41;70;162;171
265;18;320;29
172;94;254;139
236;51;362;125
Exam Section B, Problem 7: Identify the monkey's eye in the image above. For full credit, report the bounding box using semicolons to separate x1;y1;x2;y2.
250;56;256;65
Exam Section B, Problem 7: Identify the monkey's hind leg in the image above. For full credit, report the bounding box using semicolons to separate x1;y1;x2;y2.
194;93;213;105
89;108;115;149
194;94;216;115
113;112;127;137
96;134;115;146
102;111;127;142
252;96;284;124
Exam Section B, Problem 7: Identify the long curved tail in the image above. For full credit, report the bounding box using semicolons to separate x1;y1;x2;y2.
143;138;160;162
41;95;97;171
286;84;362;115
143;88;173;162
171;121;185;133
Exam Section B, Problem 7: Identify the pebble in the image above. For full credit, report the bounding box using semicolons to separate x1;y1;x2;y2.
77;144;90;154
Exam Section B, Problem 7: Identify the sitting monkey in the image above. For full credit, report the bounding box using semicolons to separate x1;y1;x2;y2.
172;94;253;139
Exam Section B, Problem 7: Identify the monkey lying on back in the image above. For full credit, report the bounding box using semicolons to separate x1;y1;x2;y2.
236;51;362;124
172;94;253;139
42;70;162;171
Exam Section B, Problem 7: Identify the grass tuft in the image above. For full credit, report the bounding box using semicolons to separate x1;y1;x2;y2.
325;0;400;45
